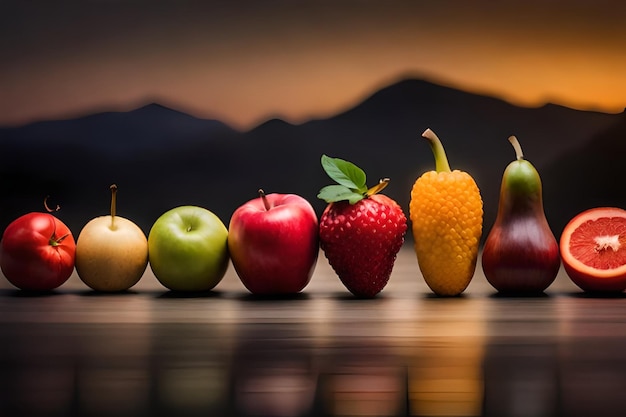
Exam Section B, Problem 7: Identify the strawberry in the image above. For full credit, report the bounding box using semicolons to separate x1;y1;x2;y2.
317;155;407;297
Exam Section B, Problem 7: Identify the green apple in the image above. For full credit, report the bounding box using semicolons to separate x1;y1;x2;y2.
75;185;148;292
148;205;229;291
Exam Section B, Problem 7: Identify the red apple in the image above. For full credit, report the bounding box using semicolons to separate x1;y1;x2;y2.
228;190;319;295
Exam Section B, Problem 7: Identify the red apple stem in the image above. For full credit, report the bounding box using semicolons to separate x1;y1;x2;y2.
258;189;271;211
110;184;118;229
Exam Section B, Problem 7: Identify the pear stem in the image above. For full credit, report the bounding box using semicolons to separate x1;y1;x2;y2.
422;128;451;173
365;178;390;197
509;136;524;160
110;184;118;230
258;189;271;211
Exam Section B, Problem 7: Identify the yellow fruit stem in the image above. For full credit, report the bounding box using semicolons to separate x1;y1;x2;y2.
422;128;451;173
110;184;118;230
508;136;524;160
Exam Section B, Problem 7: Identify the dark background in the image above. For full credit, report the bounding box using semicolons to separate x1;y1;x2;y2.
1;77;624;241
2;1;625;240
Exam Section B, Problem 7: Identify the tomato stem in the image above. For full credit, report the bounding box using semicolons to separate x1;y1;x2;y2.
47;214;69;247
50;232;71;246
110;184;118;230
258;189;271;211
43;196;60;213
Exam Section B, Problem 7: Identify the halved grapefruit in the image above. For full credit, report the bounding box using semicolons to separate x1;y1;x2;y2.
560;207;626;292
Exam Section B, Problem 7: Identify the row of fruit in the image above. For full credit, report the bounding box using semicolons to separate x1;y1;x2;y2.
1;129;624;295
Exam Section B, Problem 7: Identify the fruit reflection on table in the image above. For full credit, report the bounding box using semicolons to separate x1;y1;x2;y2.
3;294;626;417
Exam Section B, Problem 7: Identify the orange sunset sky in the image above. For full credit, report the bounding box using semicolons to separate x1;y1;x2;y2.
1;0;625;130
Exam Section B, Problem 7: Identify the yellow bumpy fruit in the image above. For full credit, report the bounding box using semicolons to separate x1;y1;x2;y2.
410;129;483;296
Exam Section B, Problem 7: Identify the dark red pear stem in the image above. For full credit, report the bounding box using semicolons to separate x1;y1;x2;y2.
509;136;524;160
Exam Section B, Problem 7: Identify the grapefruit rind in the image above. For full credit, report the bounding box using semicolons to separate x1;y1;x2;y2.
560;207;626;290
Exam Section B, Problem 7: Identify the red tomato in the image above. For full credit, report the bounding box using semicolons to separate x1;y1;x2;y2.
0;212;76;290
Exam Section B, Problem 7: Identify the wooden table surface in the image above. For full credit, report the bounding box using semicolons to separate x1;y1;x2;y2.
1;247;625;417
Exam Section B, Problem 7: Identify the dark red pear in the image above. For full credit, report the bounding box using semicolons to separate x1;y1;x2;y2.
482;136;560;294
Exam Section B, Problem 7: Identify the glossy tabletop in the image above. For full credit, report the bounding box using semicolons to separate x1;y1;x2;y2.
1;247;625;417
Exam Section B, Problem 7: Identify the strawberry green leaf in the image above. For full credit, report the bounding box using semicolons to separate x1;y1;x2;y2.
321;155;367;192
317;185;365;204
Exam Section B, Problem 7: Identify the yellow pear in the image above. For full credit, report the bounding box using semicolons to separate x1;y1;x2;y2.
75;185;148;292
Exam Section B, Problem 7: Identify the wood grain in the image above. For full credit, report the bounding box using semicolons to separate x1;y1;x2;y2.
1;247;625;416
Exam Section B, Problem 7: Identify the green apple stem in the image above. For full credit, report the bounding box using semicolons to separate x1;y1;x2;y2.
258;189;271;211
365;178;390;197
508;136;524;160
110;184;118;230
422;128;451;173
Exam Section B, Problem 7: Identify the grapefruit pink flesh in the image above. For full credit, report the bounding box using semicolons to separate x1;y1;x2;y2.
560;207;626;291
568;217;626;270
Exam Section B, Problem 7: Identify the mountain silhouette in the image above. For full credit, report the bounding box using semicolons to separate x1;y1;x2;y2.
0;78;622;241
542;111;626;234
0;102;233;156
